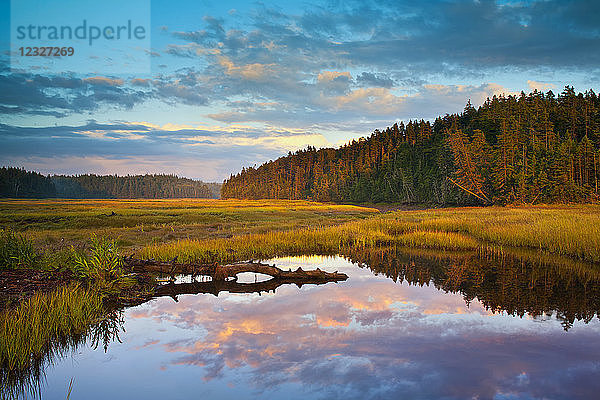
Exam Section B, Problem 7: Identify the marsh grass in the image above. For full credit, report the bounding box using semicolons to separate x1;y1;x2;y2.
139;221;481;263
2;199;598;268
392;206;600;263
0;199;378;253
0;285;104;399
70;235;132;287
0;230;39;270
0;285;103;370
140;205;600;264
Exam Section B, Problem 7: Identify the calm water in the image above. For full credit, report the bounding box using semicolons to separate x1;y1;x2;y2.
21;252;600;399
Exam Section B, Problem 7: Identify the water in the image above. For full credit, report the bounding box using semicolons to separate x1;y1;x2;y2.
13;251;600;399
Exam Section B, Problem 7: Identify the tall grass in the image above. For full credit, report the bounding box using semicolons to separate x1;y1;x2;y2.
67;235;138;296
0;285;103;370
141;227;339;264
71;235;124;281
0;285;104;399
139;205;600;264
0;229;39;269
140;219;481;264
392;206;600;263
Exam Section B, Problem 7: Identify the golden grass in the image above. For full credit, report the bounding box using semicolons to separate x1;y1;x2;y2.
1;199;598;264
141;227;339;264
0;199;378;252
140;204;600;264
140;217;480;263
0;284;104;371
388;205;600;262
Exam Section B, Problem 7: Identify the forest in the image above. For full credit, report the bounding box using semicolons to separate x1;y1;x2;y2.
222;87;600;204
0;167;221;199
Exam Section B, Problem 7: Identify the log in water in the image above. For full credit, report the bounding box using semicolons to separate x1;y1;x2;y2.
124;257;348;282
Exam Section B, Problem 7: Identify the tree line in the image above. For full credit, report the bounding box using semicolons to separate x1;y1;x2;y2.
222;87;600;204
0;167;221;199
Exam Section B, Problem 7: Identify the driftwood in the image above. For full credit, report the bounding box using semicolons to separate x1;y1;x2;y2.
124;257;348;283
119;257;348;303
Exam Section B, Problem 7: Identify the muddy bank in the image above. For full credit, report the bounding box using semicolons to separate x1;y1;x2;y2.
0;269;73;309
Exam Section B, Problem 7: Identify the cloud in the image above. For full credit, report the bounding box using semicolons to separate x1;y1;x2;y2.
328;87;404;114
218;56;274;80
82;77;124;86
7;0;596;124
317;71;352;82
527;79;556;91
148;0;597;132
356;72;395;88
130;78;151;87
0;70;151;116
0;121;331;181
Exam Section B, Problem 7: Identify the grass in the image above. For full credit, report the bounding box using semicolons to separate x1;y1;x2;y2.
0;284;105;399
139;204;600;264
0;229;39;269
138;223;480;263
0;284;103;370
388;205;600;262
0;199;378;253
1;199;599;269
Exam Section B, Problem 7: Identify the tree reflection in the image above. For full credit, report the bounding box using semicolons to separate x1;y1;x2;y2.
343;246;600;330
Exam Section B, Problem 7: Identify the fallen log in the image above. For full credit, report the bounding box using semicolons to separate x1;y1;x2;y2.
154;275;343;299
123;257;348;282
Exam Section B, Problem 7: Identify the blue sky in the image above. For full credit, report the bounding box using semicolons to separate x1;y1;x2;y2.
1;0;599;181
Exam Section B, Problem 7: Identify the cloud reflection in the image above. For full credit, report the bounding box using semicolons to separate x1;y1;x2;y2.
127;256;600;400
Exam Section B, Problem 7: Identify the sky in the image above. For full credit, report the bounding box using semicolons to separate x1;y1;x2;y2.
1;0;599;182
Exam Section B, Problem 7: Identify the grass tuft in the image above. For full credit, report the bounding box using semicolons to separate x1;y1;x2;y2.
0;229;39;270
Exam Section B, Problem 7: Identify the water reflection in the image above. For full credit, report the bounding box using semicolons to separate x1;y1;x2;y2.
6;249;600;399
116;253;600;400
1;308;124;400
345;247;600;330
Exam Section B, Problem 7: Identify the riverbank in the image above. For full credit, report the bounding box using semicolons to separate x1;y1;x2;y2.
2;200;599;279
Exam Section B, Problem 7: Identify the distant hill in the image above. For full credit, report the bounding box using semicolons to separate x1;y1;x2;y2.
0;167;221;199
222;87;600;205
